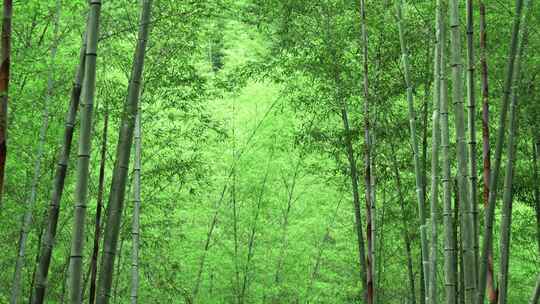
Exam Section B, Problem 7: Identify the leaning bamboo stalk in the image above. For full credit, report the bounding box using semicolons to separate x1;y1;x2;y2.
32;33;86;304
306;194;344;299
496;65;519;304
96;1;152;302
232;102;241;302
112;235;125;304
498;2;530;302
239;148;273;304
192;100;281;301
11;2;60;302
231;97;240;300
530;274;540;304
449;0;477;302
192;197;221;301
336;72;367;301
88;103;109;304
395;1;430;300
28;220;45;304
390;144;417;304
476;1;524;303
272;148;308;289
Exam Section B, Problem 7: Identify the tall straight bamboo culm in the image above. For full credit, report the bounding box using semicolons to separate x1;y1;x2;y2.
449;0;477;302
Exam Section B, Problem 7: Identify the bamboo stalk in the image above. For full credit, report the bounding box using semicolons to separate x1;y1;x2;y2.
67;0;102;302
465;0;479;273
395;2;430;301
0;0;13;204
478;1;498;302
89;103;109;304
530;274;540;304
32;32;87;304
358;0;375;301
449;0;477;302
429;0;442;302
476;1;524;302
12;2;60;302
438;1;457;303
391;144;417;304
96;1;152;302
498;2;530;302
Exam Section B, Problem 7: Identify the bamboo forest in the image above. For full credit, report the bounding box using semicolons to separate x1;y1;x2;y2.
1;0;540;303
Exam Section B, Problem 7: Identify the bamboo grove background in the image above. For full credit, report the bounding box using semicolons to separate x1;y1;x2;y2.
0;0;539;303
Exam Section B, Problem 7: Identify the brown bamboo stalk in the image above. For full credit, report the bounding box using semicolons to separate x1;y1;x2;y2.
478;2;497;302
0;0;12;203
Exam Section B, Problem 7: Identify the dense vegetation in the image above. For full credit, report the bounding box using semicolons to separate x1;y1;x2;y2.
0;0;538;303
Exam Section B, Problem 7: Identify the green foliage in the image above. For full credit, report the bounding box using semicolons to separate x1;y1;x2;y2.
0;0;538;303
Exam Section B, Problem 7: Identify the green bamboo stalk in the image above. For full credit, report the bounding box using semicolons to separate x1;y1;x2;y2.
391;145;417;304
68;1;101;302
11;2;60;302
429;0;442;302
465;0;479;273
272;151;306;288
306;194;344;299
369;132;377;304
33;33;86;304
476;1;524;303
232;101;240;302
530;274;540;304
498;2;530;302
438;1;457;303
496;73;518;304
88;102;109;304
535;138;540;256
395;1;429;301
192;99;281;301
456;178;464;304
337;72;368;302
358;1;375;303
130;109;141;304
449;0;477;302
96;1;152;303
239;147;274;304
421;259;427;304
